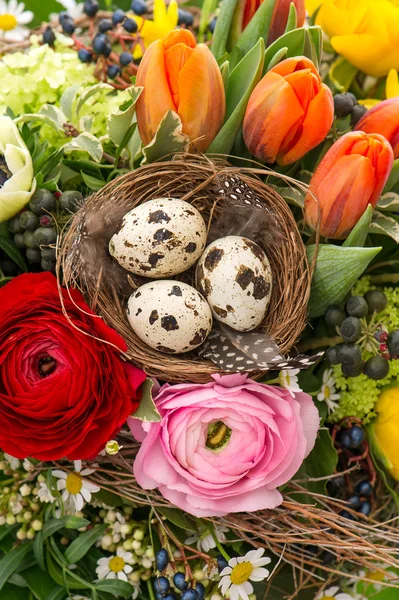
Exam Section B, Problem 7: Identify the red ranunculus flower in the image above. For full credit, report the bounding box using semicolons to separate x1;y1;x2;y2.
0;272;146;460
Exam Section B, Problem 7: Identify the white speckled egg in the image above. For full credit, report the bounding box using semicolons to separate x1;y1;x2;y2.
127;280;213;354
195;236;272;332
109;198;207;278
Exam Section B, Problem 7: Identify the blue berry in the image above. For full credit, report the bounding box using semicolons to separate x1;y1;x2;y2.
387;330;399;357
178;8;194;26
120;51;133;66
84;0;99;17
112;9;126;25
181;590;199;600
364;356;390;380
92;33;112;57
62;18;75;34
155;548;169;571
173;572;188;591
355;480;373;497
43;26;56;45
359;501;372;516
346;296;368;318
325;305;346;327
164;595;178;600
340;316;362;343
59;11;69;23
208;17;217;32
217;554;228;573
339;509;354;520
339;431;352;450
107;64;121;80
124;17;138;33
78;48;92;63
347;495;361;510
131;0;147;14
99;18;113;33
195;582;205;600
348;425;365;447
155;595;164;600
154;576;170;595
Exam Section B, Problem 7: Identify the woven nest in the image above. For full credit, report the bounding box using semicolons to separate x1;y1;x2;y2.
59;155;311;383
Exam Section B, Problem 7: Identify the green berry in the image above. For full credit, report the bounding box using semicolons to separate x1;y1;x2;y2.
14;233;25;249
338;343;362;367
9;216;23;234
340;317;362;343
59;190;83;212
29;190;56;215
26;248;41;264
326;346;340;365
364;356;390;380
23;230;37;249
346;296;368;318
40;258;56;272
364;290;388;314
41;247;56;262
33;227;57;246
325;305;346;327
20;211;39;231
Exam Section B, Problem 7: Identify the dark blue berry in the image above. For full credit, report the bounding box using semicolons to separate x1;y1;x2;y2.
339;431;352;450
351;104;367;126
33;227;57;246
92;33;112;57
339;509;354;520
78;48;92;63
195;582;205;600
325;305;346;327
178;8;194;25
347;495;361;510
355;480;373;498
84;0;99;17
62;18;75;34
107;64;121;79
358;501;372;516
337;343;362;367
26;248;41;264
341;361;364;378
43;26;56;46
387;330;399;357
59;11;69;23
99;18;113;33
173;572;188;591
29;190;56;215
164;595;178;600
333;92;356;118
155;548;169;571
208;17;217;32
112;9;126;25
131;0;147;14
326;346;340;365
348;425;365;447
217;554;228;573
364;290;387;314
340;316;362;343
120;51;133;66
41;258;55;272
181;590;199;600
364;356;390;380
155;595;163;600
322;551;336;565
124;17;138;33
154;576;170;595
326;476;345;497
346;296;368;318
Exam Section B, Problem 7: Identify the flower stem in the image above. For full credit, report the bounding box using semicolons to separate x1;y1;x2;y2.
147;578;156;600
297;335;343;353
211;528;230;562
369;274;399;284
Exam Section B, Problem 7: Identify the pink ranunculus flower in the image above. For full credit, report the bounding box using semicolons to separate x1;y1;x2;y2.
129;374;319;517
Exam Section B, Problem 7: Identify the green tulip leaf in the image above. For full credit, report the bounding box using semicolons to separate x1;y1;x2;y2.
329;56;358;92
211;0;239;59
383;158;399;193
266;46;288;71
263;26;322;75
207;37;265;155
199;0;219;38
131;378;161;423
0;235;27;273
307;244;382;317
378;192;399;212
141;110;190;165
220;60;230;95
284;2;297;33
369;211;399;243
303;26;323;68
233;0;274;56
342;204;373;248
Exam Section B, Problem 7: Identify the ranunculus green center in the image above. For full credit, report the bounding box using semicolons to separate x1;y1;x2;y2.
0;156;11;189
206;421;232;452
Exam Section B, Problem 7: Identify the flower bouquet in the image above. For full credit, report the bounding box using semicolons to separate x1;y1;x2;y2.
0;0;399;599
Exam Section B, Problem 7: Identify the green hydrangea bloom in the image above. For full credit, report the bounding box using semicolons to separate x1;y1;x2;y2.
329;280;399;423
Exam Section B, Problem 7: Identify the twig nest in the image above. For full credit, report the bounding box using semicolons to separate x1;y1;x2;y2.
196;236;272;332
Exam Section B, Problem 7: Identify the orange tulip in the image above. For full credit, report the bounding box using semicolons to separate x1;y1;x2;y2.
135;29;225;152
243;0;306;43
355;98;399;159
243;56;334;166
304;132;394;239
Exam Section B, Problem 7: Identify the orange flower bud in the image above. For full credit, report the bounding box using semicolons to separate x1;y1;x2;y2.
243;0;306;43
355;98;399;159
243;57;334;165
135;29;225;152
304;132;394;239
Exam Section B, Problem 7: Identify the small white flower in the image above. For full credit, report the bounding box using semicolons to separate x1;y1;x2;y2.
10;494;23;515
0;0;33;41
96;547;135;582
3;453;20;470
353;563;389;592
23;458;34;472
279;368;302;396
131;582;140;599
317;369;340;414
315;587;354;600
50;0;84;21
219;548;271;600
106;440;123;455
53;461;100;513
19;483;31;497
37;481;56;504
186;525;229;553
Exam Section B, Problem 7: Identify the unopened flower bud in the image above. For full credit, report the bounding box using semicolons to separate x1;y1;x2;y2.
16;529;27;540
23;511;32;522
133;529;144;541
0;516;5;526
105;440;123;455
19;484;32;497
193;569;205;581
132;539;141;551
32;520;42;531
6;515;16;525
123;539;133;551
101;535;113;548
141;557;152;569
26;529;35;539
112;534;121;544
106;510;116;523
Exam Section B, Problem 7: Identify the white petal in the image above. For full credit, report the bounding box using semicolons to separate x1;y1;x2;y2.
106;571;116;580
80;487;91;503
81;468;96;476
124;565;133;574
75;493;84;512
74;461;82;473
16;9;32;24
230;584;240;600
237;584;249;600
82;481;100;493
229;557;238;567
220;578;231;595
252;557;271;567
53;470;67;479
220;566;233;576
61;489;69;502
118;571;128;582
57;479;67;491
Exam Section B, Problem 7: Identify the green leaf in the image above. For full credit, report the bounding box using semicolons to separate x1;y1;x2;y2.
263;27;306;74
272;185;304;208
64;132;103;163
234;0;274;56
220;60;230;95
207;38;264;155
0;235;27;273
95;579;134;598
329;56;358;92
383;158;399;193
342;204;373;248
284;2;297;33
0;583;28;600
141;111;190;165
0;526;16;543
369;211;399;243
211;0;239;59
0;542;32;591
33;531;45;571
107;87;143;147
46;551;90;590
378;192;399;212
74;83;113;123
19;566;64;600
157;507;197;532
15;113;64;132
60;85;80;122
81;172;105;191
307;244;382;318
131;379;161;423
38;105;66;131
199;0;218;37
266;46;288;71
64;516;90;530
42;519;65;541
303;26;322;68
64;524;108;564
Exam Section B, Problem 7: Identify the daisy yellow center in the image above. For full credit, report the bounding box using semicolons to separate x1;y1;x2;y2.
323;385;331;399
230;562;253;585
206;421;232;451
0;14;17;31
320;597;335;600
366;569;385;582
109;556;125;573
65;472;83;495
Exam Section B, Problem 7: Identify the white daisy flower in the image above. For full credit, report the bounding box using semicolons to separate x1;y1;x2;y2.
3;453;20;470
317;369;340;414
53;461;100;513
96;547;135;582
219;548;271;600
50;0;84;21
315;587;354;600
37;481;56;504
131;582;140;600
353;563;389;592
279;368;302;396
0;0;33;41
186;525;229;553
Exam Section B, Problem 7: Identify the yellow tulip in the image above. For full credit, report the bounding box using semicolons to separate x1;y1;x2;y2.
370;386;399;481
132;0;178;59
306;0;399;78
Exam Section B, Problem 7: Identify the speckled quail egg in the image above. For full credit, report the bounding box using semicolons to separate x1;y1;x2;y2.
127;280;213;354
109;198;207;278
195;235;272;332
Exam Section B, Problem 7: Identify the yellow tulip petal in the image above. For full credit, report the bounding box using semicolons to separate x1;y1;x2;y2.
153;0;167;24
331;34;399;77
386;69;399;99
358;98;381;109
166;0;179;28
317;0;368;37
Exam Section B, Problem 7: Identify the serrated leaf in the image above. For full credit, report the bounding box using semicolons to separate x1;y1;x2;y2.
329;56;358;92
74;83;113;122
343;204;373;248
0;235;27;273
307;244;381;318
81;172;105;191
64;524;108;564
211;0;239;58
60;85;80;121
369;211;399;243
95;579;134;597
0;543;32;591
107;87;143;147
131;379;161;423
64;132;103;163
378;192;399;212
141;111;189;165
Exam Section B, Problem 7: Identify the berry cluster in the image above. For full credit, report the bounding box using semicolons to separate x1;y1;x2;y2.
325;291;397;380
154;549;205;600
8;189;82;273
333;92;368;127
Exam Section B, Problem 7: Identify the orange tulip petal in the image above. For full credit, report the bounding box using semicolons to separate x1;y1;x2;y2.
162;28;196;50
267;0;306;44
355;98;399;158
271;56;319;78
164;43;194;107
